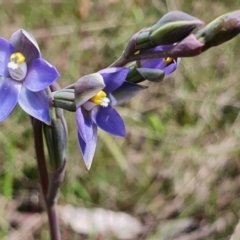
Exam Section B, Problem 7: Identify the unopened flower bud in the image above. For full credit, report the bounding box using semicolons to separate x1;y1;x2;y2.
44;108;68;170
149;20;203;47
50;89;76;112
195;10;240;51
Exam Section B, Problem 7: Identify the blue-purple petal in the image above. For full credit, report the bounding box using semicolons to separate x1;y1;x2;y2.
10;29;41;63
76;107;94;142
109;82;147;106
92;105;125;137
98;67;129;93
0;78;21;122
24;58;60;92
18;86;51;125
139;46;170;68
139;45;179;75
140;57;166;69
140;57;178;75
0;38;14;77
78;125;97;170
164;59;178;75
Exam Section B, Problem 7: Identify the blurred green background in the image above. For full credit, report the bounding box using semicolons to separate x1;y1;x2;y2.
1;0;240;239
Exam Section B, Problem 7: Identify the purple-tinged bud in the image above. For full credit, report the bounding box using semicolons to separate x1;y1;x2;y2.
195;10;240;51
169;34;204;57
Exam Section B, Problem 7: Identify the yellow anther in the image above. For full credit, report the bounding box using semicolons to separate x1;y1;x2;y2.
90;91;107;105
10;52;26;64
164;57;174;64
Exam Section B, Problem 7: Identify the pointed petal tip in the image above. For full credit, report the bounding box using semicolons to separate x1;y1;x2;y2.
121;124;126;137
43;118;51;125
83;153;94;171
85;161;92;171
119;129;126;137
77;127;97;171
33;111;51;125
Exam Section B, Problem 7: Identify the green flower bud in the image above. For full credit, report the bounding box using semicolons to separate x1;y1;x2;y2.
137;68;165;82
126;66;165;83
150;20;203;46
44;108;68;170
50;89;76;112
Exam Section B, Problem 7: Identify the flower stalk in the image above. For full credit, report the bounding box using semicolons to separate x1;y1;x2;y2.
32;81;68;240
32;117;61;240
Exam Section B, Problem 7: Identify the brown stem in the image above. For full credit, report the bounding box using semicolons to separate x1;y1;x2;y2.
46;206;61;240
32;117;61;240
32;118;49;197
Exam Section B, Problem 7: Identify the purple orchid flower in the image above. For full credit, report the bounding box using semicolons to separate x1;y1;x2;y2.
139;46;180;75
75;68;145;169
0;29;60;124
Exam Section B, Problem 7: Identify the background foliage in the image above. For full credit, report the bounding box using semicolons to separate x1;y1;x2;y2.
1;0;240;239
